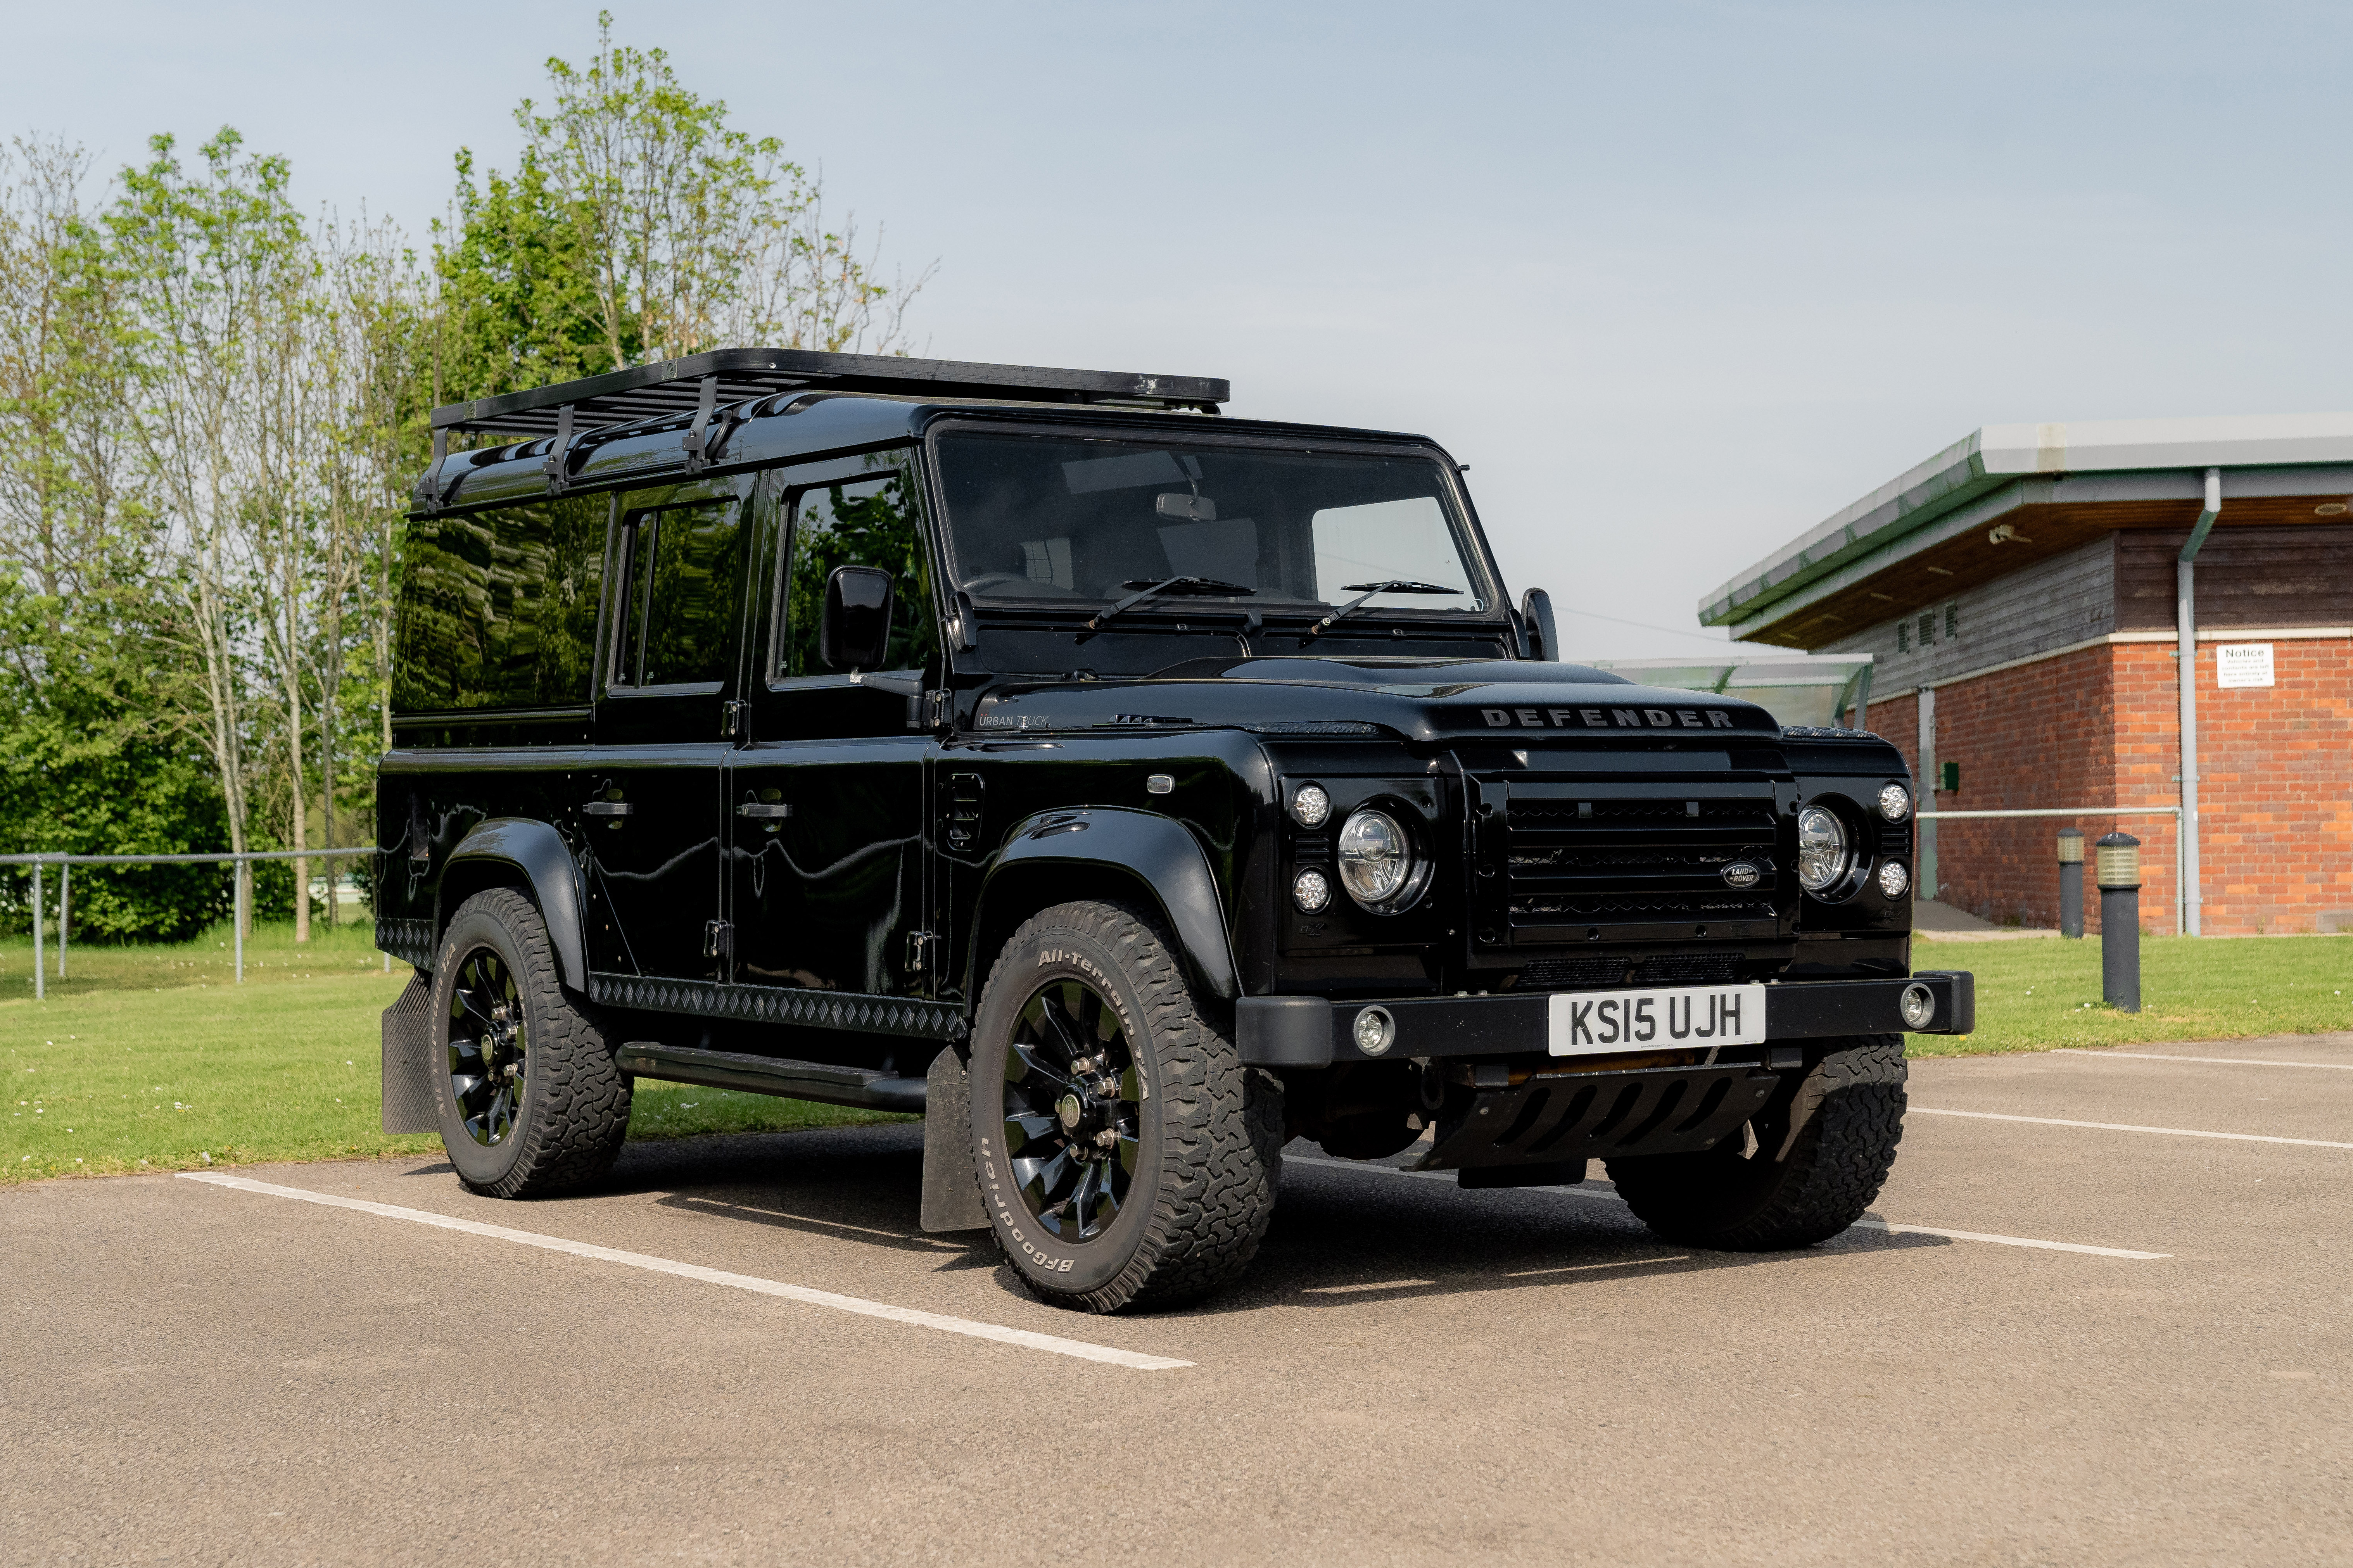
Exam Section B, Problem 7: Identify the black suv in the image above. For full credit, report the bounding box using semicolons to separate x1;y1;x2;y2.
378;350;1972;1312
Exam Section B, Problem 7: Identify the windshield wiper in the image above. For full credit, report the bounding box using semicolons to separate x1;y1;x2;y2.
1299;580;1465;642
1078;576;1256;640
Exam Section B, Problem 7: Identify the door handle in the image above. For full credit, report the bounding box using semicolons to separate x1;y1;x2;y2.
583;801;634;818
735;803;792;819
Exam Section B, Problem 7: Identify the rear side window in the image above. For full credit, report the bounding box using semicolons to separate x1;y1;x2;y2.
392;497;606;712
610;498;744;689
772;465;938;679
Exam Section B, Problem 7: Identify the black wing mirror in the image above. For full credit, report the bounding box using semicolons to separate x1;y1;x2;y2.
1519;587;1559;661
821;565;895;671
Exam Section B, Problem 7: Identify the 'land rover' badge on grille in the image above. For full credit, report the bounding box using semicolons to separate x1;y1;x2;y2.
1721;861;1761;889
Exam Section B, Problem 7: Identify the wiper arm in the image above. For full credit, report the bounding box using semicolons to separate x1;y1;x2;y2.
1080;576;1256;638
1300;580;1465;642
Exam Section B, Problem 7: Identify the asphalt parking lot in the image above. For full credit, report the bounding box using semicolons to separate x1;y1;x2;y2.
5;1035;2348;1567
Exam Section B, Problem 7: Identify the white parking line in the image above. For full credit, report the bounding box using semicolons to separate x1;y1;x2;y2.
1287;1155;2169;1259
179;1172;1190;1372
1911;1105;2353;1150
2052;1048;2353;1072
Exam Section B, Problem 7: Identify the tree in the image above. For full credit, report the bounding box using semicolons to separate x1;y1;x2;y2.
0;137;226;940
107;129;313;934
437;12;930;406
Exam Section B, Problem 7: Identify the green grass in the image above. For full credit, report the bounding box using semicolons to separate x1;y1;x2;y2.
0;920;907;1185
5;924;2345;1182
1911;933;2353;1056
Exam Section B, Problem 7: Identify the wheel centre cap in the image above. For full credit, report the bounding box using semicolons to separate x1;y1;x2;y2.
1056;1093;1083;1131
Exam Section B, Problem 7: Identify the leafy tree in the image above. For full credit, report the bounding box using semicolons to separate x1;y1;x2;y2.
437;11;931;404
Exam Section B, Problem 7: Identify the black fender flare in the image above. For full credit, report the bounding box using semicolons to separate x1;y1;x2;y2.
969;806;1239;1003
442;818;590;991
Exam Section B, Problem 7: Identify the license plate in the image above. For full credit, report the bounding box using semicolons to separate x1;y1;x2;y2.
1546;984;1768;1057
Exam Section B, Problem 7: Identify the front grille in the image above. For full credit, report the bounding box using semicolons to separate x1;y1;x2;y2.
1482;779;1784;944
1517;953;1743;991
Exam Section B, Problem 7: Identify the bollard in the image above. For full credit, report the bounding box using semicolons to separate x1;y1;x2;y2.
31;860;43;1002
2056;828;2085;939
2096;832;2141;1012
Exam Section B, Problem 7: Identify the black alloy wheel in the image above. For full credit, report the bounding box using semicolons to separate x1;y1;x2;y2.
968;900;1282;1313
1003;978;1141;1242
428;888;632;1198
447;946;529;1148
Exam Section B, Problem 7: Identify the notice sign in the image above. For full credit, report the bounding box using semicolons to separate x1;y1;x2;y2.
2216;643;2275;689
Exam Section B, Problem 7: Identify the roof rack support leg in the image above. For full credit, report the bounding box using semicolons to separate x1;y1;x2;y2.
543;404;574;494
683;374;718;474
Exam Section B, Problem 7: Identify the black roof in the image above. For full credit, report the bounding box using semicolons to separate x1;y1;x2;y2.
432;349;1228;436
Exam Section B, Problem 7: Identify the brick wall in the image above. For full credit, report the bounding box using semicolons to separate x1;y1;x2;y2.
1898;637;2350;934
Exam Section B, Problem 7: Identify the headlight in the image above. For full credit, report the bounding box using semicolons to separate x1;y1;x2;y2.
1878;782;1911;822
1795;805;1850;894
1290;782;1331;827
1337;807;1414;907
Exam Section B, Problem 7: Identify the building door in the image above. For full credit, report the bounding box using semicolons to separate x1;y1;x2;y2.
726;454;939;1010
582;476;752;983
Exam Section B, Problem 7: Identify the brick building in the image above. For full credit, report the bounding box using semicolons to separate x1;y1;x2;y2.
1699;414;2353;936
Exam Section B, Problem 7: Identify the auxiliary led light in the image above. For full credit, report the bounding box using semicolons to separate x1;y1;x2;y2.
1290;783;1331;827
1292;867;1332;913
1877;860;1910;899
1878;782;1912;822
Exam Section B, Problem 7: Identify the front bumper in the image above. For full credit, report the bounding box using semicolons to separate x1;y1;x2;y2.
1237;971;1974;1068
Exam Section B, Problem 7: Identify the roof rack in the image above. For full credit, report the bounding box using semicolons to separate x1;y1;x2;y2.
430;348;1228;437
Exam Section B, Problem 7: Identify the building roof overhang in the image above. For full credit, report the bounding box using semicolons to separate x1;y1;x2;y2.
1701;412;2353;646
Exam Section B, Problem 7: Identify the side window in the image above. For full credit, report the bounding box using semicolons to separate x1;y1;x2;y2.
392;496;605;711
610;498;743;690
773;465;938;679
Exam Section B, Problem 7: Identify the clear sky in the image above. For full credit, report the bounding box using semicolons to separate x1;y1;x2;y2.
13;1;2346;657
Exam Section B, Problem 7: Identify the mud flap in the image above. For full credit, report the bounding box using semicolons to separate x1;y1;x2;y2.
919;1045;988;1232
381;971;437;1135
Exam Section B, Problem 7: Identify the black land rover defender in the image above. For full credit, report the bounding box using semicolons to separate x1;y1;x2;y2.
378;350;1972;1312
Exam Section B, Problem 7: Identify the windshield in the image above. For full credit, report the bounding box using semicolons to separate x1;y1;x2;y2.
932;431;1492;620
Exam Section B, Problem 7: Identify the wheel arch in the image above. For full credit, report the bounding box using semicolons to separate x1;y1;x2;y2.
438;818;589;991
963;807;1239;1011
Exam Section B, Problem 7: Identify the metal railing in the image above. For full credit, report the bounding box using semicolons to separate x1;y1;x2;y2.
2;848;378;998
1915;805;2186;936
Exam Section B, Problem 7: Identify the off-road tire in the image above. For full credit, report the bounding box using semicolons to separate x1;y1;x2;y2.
430;888;632;1198
1605;1034;1904;1249
969;900;1281;1313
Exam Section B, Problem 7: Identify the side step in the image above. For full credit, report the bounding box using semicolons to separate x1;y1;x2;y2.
615;1041;928;1114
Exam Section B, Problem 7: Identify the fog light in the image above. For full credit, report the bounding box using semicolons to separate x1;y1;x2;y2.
1290;783;1331;827
1899;983;1936;1030
1353;1005;1395;1056
1878;782;1912;822
1878;859;1910;899
1292;867;1331;912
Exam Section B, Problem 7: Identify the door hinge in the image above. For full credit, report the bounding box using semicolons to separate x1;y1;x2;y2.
703;919;733;960
905;930;936;973
722;698;750;739
926;689;949;730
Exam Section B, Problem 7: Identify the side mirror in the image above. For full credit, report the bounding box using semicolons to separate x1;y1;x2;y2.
1520;587;1559;661
821;565;895;671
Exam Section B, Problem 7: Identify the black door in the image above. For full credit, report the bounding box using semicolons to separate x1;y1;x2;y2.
582;475;753;983
726;454;940;1006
